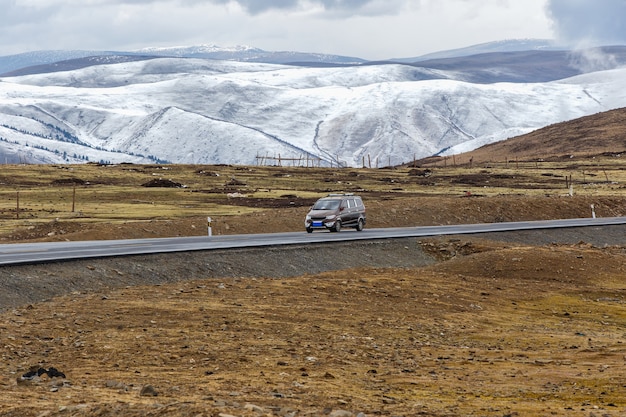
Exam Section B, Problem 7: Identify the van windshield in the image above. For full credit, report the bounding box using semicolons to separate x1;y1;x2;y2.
312;199;340;210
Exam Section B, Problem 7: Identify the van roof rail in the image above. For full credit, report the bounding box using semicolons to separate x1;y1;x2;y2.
327;193;354;196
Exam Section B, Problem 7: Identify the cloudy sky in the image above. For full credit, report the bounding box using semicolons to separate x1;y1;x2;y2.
1;0;625;59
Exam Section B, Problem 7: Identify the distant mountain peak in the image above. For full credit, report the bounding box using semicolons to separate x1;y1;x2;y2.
134;44;264;55
394;38;567;63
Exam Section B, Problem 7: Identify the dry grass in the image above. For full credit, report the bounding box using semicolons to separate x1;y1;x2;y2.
2;154;626;240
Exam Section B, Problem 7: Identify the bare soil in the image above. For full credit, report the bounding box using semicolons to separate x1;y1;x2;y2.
2;194;626;416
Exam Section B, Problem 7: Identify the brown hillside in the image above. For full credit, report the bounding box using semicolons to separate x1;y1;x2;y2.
419;107;626;166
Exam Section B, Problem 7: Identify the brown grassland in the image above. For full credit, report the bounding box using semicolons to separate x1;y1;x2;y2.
1;109;626;416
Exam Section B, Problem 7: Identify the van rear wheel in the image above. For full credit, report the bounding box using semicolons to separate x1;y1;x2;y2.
356;218;364;231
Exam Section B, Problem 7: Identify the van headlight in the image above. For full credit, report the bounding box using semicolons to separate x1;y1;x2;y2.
325;215;336;220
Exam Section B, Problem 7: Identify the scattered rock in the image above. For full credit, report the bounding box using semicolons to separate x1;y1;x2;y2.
244;403;264;413
46;367;66;378
329;410;354;417
19;366;65;382
105;380;128;391
139;384;158;397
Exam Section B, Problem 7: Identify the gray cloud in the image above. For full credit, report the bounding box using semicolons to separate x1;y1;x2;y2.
546;0;626;45
0;0;553;60
220;0;301;14
206;0;392;15
2;2;55;25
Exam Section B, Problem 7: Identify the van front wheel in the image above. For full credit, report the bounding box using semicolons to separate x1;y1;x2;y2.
331;220;341;232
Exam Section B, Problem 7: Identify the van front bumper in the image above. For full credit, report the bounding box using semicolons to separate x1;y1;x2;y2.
305;219;336;229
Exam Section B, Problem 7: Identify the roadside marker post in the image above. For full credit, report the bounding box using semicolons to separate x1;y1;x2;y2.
207;217;213;237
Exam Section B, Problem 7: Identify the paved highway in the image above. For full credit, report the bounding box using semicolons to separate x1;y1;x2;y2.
1;217;626;266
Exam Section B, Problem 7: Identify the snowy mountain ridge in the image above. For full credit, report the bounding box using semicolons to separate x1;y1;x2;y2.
0;39;569;76
1;55;625;166
136;44;263;54
392;38;566;62
0;44;365;76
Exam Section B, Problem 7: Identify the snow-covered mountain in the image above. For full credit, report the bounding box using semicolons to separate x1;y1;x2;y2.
132;44;366;65
393;39;566;62
0;39;586;76
1;53;625;166
0;45;365;76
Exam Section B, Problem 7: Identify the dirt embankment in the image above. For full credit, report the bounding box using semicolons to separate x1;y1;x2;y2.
3;223;626;312
0;239;436;312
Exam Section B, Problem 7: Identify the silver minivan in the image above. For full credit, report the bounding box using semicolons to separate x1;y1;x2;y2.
305;193;366;233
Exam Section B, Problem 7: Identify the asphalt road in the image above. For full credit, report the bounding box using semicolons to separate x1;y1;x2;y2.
1;217;626;266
